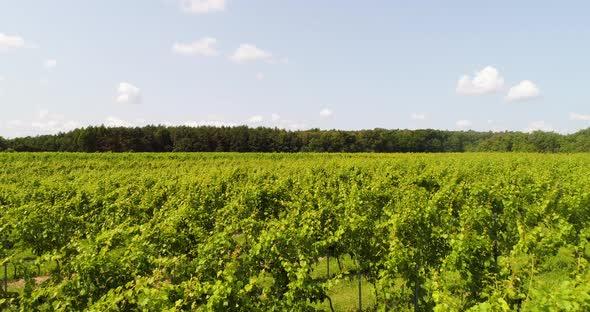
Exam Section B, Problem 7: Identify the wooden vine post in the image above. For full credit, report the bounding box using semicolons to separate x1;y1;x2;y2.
414;264;419;312
3;261;7;292
358;254;362;312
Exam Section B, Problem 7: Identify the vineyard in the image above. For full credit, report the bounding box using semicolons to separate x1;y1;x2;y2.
1;153;589;311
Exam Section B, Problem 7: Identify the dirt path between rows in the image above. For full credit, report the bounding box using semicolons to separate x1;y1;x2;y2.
7;275;50;289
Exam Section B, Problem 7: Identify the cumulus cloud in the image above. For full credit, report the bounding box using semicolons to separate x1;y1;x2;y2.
283;122;307;130
505;80;541;102
486;120;509;132
246;113;306;130
411;113;426;120
45;59;57;69
173;37;218;57
569;112;590;121
160;115;236;128
526;120;553;132
0;33;26;50
181;120;237;127
105;116;134;127
275;119;307;130
2;110;80;136
247;115;264;123
32;120;80;132
245;112;308;130
456;66;505;95
39;109;50;119
5;120;24;129
230;44;273;63
319;108;334;118
180;0;225;13
456;119;473;128
116;82;142;104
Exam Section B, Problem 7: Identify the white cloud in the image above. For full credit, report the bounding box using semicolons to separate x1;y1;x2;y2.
275;119;306;130
38;110;65;121
506;80;541;102
32;120;80;132
102;117;148;128
6;120;24;129
3;110;80;135
116;82;142;104
38;109;50;119
45;59;57;69
256;72;265;81
105;116;133;127
319;108;334;118
0;33;26;50
284;122;306;130
486;120;509;132
173;37;218;57
456;119;473;128
230;44;273;63
31;120;59;130
258;114;307;130
411;113;426;120
163;115;238;128
569;112;590;121
62;121;81;130
526;120;553;132
180;0;225;13
247;115;264;123
456;66;505;95
181;120;237;127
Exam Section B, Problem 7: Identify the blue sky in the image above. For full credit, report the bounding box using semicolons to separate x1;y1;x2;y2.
1;0;590;137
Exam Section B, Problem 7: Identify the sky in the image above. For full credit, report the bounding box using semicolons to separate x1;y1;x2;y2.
1;0;590;138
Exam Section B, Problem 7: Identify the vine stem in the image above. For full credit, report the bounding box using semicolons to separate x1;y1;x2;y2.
325;294;335;312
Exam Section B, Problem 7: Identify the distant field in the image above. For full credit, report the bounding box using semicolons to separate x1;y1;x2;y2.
1;153;589;311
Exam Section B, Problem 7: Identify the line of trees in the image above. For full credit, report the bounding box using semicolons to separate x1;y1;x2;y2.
1;125;590;153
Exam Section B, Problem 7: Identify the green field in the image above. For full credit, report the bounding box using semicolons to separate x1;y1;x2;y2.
1;153;590;311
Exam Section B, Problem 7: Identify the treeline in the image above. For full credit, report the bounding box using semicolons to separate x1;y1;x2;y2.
1;125;590;153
